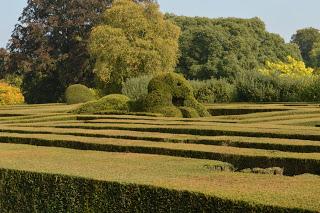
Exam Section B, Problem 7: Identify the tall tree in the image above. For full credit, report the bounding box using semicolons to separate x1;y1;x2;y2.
168;15;301;80
9;0;113;103
0;48;9;78
89;0;180;93
291;28;320;67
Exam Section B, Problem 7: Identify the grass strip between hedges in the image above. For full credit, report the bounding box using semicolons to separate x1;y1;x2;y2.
0;132;320;175
1;143;320;212
0;126;320;153
52;123;320;141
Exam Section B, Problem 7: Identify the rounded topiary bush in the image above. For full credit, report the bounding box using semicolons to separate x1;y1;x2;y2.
0;82;24;105
74;94;130;114
65;84;97;105
143;73;210;117
179;107;200;118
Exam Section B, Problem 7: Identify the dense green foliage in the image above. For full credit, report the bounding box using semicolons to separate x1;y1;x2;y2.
122;75;153;101
0;48;9;79
8;0;114;103
144;73;209;117
167;15;301;80
6;0;156;103
89;0;180;93
2;1;319;105
291;28;320;69
74;94;130;114
233;71;320;102
1;169;307;213
190;79;235;103
65;84;97;105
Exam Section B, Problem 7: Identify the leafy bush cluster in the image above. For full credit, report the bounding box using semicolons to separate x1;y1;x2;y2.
65;84;97;105
190;79;235;103
235;72;320;102
0;82;24;105
122;75;153;101
188;56;320;103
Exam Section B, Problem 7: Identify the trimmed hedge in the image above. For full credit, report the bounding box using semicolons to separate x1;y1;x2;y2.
65;84;97;104
207;108;289;116
1;127;320;153
0;134;320;176
144;73;210;118
0;169;312;212
59;123;320;143
179;107;200;118
74;94;130;114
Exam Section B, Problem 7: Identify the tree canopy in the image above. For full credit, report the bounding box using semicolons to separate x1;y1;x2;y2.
8;0;112;103
89;0;180;93
0;48;9;79
167;15;302;80
291;28;320;68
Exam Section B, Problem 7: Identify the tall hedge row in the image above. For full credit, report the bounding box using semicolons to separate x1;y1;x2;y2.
0;169;311;212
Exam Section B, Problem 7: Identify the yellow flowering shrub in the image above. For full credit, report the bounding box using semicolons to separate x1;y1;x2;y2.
260;56;314;77
0;82;24;105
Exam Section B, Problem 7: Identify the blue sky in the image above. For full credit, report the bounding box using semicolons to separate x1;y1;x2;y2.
1;0;320;48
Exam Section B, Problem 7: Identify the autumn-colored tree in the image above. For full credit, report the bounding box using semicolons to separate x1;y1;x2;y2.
89;0;180;93
0;82;24;105
260;56;314;77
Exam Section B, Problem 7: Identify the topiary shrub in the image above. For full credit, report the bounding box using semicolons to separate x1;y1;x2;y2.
74;94;130;114
0;82;24;105
65;84;97;105
143;73;210;117
179;107;200;118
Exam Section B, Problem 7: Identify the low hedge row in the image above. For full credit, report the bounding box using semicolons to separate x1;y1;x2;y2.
56;124;320;141
0;135;319;176
207;108;289;116
0;128;320;153
0;169;313;212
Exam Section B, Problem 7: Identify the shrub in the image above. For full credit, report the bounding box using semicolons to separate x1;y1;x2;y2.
144;73;210;117
190;79;235;103
2;74;23;88
65;84;97;104
274;76;311;102
122;75;153;101
179;107;200;118
303;76;320;102
74;94;130;114
0;82;24;105
235;72;279;102
152;106;183;117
